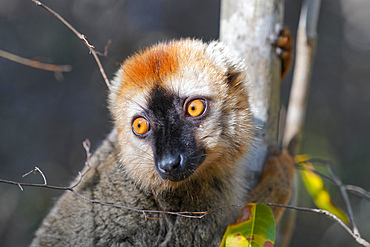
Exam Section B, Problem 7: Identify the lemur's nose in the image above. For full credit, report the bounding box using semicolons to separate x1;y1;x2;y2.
157;154;183;175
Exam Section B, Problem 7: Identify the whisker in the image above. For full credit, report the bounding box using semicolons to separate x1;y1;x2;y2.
124;154;153;162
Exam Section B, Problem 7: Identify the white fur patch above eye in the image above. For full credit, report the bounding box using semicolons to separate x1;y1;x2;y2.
163;66;227;100
166;79;213;99
206;41;245;73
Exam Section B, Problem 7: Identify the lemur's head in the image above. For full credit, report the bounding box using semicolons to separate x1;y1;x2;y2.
109;39;253;191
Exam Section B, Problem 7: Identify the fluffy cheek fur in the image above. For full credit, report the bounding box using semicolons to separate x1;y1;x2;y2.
117;131;157;188
191;91;253;185
112;91;159;190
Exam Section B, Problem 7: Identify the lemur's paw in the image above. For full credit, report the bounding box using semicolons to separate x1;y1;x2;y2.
246;148;295;222
270;24;294;80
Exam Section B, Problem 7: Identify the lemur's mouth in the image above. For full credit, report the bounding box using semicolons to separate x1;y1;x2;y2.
156;149;205;182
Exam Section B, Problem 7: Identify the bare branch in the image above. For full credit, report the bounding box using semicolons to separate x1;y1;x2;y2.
0;178;72;191
0;49;72;73
145;217;164;221
346;185;370;200
283;0;321;155
82;139;92;163
0;137;239;220
266;203;370;247
35;167;47;185
0;140;92;192
93;40;121;65
96;51;121;66
0;139;368;242
104;40;112;56
22;169;35;178
17;183;24;191
295;163;335;183
23;167;47;185
27;0;111;90
1;168;236;219
71;188;239;219
295;162;370;201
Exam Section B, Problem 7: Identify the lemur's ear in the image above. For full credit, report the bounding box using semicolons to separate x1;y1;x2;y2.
206;41;246;90
205;41;244;72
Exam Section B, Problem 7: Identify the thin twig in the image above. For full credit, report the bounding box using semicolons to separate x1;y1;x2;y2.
22;167;47;185
1;169;234;219
346;185;370;200
22;169;35;178
145;217;164;221
83;139;92;163
295;163;335;183
96;51;121;66
104;39;112;56
295;162;370;201
27;0;111;90
1;143;369;242
17;183;24;191
71;189;238;219
0;178;73;191
266;203;370;247
91;50;111;89
0;138;238;219
0;49;72;72
35;167;47;185
96;40;121;65
304;158;359;235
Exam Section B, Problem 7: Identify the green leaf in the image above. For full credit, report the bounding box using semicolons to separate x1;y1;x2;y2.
296;155;350;224
220;203;275;247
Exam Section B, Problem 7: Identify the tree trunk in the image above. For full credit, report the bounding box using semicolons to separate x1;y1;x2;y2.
220;0;284;186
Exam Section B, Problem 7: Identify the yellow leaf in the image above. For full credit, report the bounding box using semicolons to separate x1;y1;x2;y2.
297;156;350;224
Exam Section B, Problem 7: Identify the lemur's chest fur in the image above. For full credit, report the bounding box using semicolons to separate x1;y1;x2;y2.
89;133;243;246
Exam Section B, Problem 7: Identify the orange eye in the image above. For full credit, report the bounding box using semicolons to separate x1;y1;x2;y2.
187;99;206;118
132;117;150;136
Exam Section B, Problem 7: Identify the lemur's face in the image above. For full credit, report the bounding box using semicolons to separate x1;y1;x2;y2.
109;39;253;191
134;87;208;182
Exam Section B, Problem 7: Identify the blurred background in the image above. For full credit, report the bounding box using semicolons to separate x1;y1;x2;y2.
0;0;369;246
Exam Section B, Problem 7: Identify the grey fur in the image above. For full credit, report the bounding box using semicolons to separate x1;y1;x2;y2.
31;129;245;247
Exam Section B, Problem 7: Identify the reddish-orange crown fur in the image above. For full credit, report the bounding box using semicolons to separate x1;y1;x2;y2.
120;44;179;91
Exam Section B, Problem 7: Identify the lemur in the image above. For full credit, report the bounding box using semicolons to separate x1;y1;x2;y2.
31;29;293;247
